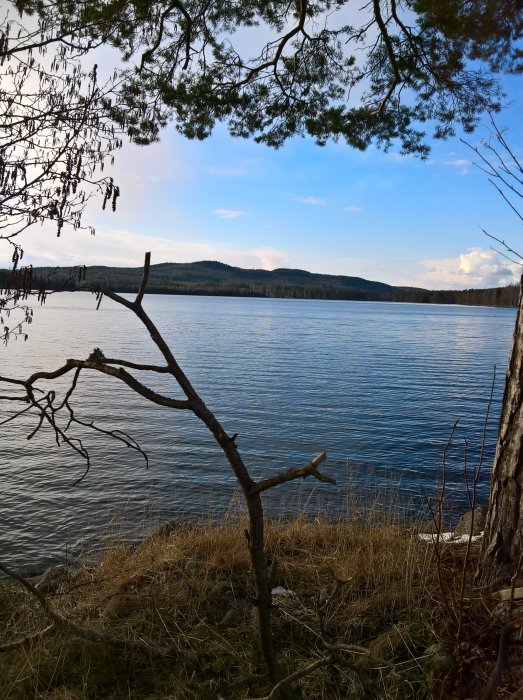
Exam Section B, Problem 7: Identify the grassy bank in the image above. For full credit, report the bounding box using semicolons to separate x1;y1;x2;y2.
0;512;519;699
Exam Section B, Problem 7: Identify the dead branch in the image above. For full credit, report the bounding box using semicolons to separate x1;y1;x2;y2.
481;230;523;266
0;623;54;653
0;252;331;699
370;0;401;115
0;360;193;410
252;639;403;699
135;250;151;306
482;616;523;700
254;656;333;700
428;419;460;627
0;562;170;657
253;452;334;494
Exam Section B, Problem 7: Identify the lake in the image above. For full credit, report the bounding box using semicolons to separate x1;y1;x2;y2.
0;293;516;571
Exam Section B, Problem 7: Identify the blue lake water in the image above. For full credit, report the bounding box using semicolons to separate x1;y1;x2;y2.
0;293;516;570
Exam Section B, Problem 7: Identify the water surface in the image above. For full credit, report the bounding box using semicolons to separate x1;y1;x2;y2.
0;294;516;570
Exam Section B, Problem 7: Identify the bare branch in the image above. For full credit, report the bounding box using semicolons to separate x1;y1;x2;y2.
140;2;193;72
370;0;401;115
255;656;333;699
482;230;523;265
0;623;55;653
488;180;523;225
0;562;170;657
0;360;192;411
135;251;151;306
253;452;333;494
482;617;523;700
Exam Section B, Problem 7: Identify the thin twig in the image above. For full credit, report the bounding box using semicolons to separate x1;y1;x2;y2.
458;367;496;638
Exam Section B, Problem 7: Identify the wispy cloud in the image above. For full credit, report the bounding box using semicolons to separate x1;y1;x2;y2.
212;208;246;219
344;205;362;212
291;195;326;206
441;158;470;176
4;225;287;271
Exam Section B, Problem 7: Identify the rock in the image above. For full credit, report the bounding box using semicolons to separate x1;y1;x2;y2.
220;601;250;627
34;565;70;594
454;507;488;536
425;643;456;673
209;580;235;598
102;593;141;619
424;642;456;695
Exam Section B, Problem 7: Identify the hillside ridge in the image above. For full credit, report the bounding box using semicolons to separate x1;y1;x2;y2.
0;260;518;307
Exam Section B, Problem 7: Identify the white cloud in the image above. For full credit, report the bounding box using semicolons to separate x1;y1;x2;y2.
344;205;362;212
291;195;326;206
212;208;246;219
419;247;521;289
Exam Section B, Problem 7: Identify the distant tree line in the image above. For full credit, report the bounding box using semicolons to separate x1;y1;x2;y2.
0;267;517;307
389;284;519;307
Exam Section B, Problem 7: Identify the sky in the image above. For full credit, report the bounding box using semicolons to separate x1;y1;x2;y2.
6;64;523;291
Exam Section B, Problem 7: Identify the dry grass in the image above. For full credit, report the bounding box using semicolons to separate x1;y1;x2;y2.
0;508;518;699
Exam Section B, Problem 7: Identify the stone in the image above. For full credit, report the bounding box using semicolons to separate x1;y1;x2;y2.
102;593;141;619
454;507;488;537
424;643;456;698
209;580;235;598
34;565;69;594
424;643;456;677
220;601;250;627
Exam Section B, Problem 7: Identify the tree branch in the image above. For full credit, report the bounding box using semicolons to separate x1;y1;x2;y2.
0;360;192;411
0;562;169;657
370;0;401;115
482;616;523;700
481;230;523;264
135;251;151;306
252;452;333;494
0;623;55;653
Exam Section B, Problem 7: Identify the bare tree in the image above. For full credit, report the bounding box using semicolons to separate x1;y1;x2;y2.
0;252;336;699
0;5;122;342
464;121;523;586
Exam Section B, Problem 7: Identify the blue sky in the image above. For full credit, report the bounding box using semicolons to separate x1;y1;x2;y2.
10;74;522;290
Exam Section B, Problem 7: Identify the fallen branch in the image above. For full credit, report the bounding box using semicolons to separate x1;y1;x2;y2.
251;640;403;700
482;616;523;700
0;562;170;658
253;656;333;700
0;623;54;652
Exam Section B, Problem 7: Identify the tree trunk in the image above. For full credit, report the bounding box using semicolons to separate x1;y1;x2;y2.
479;277;523;586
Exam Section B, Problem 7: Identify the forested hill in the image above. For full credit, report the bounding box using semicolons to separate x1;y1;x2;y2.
1;260;519;307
